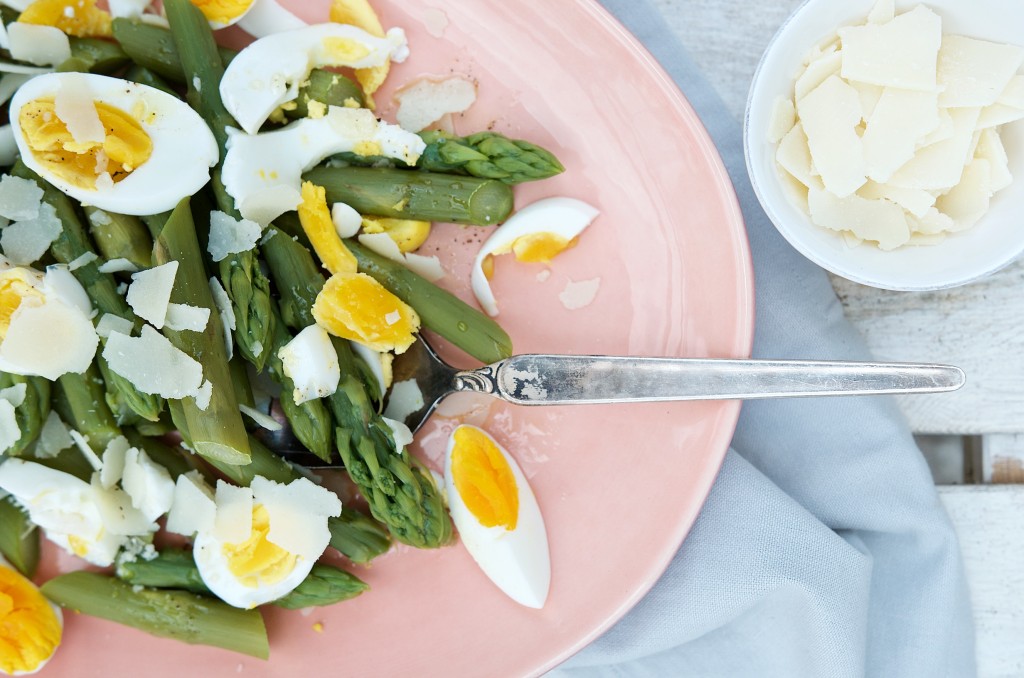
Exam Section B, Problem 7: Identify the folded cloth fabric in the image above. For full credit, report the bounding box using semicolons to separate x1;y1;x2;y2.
552;2;977;677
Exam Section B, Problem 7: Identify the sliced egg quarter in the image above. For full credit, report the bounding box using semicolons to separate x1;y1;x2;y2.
0;555;63;676
471;197;599;317
444;425;551;609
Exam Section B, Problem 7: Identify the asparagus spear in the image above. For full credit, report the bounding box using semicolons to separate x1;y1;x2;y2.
41;572;269;659
111;19;360;120
111;18;236;83
262;232;453;548
116;549;368;608
351;241;513;364
11;162;164;423
0;496;39;578
54;366;120;452
84;206;152;270
335;130;565;184
303;166;514;226
57;36;130;74
0;372;49;456
162;2;275;371
124;64;180;97
283;69;365;119
152;198;251;466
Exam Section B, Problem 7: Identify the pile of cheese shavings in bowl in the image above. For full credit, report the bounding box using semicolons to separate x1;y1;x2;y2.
768;0;1024;250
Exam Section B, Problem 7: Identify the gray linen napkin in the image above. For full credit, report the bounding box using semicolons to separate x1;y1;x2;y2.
552;2;977;676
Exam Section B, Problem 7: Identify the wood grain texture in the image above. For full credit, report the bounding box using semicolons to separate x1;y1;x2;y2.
651;0;1024;436
940;485;1024;678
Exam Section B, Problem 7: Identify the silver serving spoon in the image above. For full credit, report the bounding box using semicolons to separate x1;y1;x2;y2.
266;337;964;466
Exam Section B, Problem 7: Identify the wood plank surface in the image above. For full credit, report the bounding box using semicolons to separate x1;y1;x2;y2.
651;0;1024;436
940;485;1024;678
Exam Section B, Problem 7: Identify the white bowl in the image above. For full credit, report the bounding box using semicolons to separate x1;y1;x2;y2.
744;0;1024;290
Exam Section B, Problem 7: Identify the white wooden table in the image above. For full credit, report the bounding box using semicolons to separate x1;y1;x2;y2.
650;1;1024;675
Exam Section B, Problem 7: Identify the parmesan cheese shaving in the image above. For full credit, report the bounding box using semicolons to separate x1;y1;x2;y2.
165;471;216;536
102;325;205;400
862;88;939;183
99;436;131;490
838;6;941;91
251;476;341;562
0;399;19;454
209;276;235;359
887;107;981;191
937;35;1024;109
164;303;210;333
97;258;139;274
68;251;98;271
95;312;134;339
207;210;262;262
35;411;72;458
935;158;993;231
1;201;62;265
121;447;175;522
776;122;813;187
238;403;282;432
766;96;796;143
55;74;105;145
395;76;477;133
808;186;910;250
0;174;43;221
126;261;178;329
213;481;253;544
797;75;866;197
6;23;71;67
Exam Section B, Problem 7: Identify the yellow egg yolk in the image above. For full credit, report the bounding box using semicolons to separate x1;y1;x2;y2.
0;269;43;340
510;233;577;263
189;0;256;24
19;0;112;38
361;216;431;253
18;97;153;191
313;272;420;354
297;181;358;276
222;505;297;591
329;0;389;105
0;565;62;675
451;427;519;530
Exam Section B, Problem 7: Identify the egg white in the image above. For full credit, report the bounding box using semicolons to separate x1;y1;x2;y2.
9;72;218;216
193;525;315;609
444;425;551;609
470;197;599;317
0;554;63;677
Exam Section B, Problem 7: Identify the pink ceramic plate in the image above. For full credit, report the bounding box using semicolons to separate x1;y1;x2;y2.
41;1;753;676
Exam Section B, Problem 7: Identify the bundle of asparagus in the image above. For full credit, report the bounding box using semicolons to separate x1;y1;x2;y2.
0;0;565;660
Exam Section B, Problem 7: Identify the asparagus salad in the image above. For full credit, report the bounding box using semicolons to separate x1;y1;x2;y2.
0;0;597;671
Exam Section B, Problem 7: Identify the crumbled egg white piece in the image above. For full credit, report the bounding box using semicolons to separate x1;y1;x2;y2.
772;0;1024;249
219;22;409;135
277;324;341;405
236;0;305;38
0;458;156;567
0;553;62;676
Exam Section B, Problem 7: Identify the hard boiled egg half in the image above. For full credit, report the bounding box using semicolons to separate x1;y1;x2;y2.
0;555;62;676
9;72;218;215
471;197;599;317
445;425;550;609
169;474;343;609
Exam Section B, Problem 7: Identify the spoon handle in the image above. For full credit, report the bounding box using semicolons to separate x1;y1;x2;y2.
452;355;965;404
